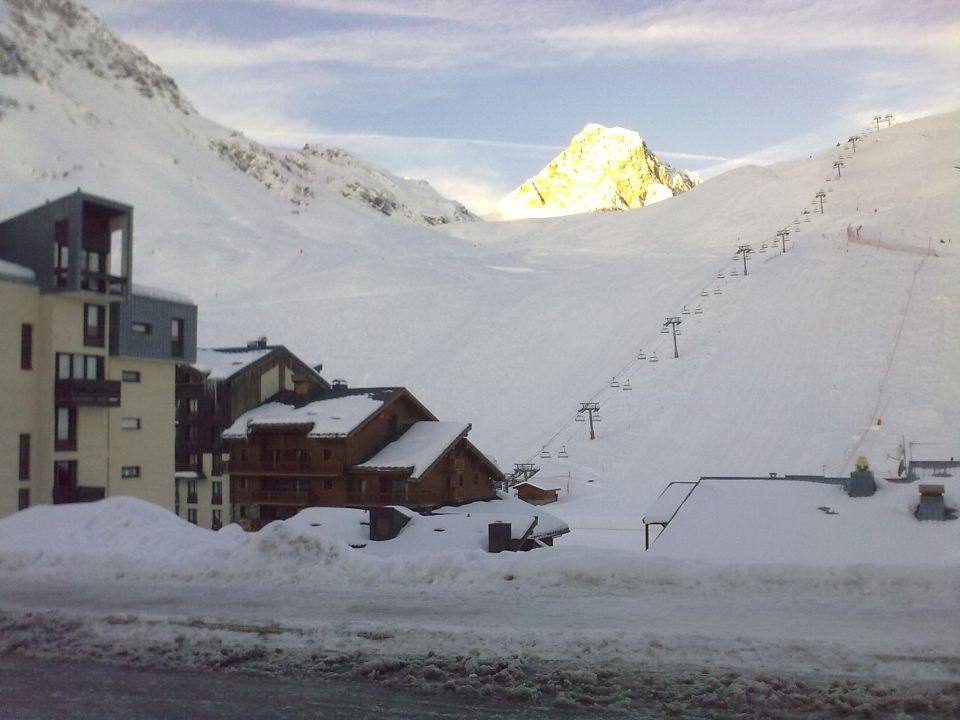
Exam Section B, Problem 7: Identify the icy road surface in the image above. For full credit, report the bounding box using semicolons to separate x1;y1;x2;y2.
2;575;958;718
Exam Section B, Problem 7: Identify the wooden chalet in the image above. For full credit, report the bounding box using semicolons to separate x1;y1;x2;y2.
223;386;503;529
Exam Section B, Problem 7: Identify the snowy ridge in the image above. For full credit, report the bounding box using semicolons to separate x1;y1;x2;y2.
0;0;476;226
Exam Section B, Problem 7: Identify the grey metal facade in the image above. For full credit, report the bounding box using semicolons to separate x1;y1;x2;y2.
110;294;198;364
0;189;132;297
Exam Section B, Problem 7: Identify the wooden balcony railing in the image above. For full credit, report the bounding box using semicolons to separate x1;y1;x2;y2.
55;379;121;407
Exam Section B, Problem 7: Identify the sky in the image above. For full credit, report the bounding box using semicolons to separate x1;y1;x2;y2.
83;0;960;214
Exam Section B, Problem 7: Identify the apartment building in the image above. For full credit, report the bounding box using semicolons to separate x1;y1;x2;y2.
0;190;196;518
174;340;328;529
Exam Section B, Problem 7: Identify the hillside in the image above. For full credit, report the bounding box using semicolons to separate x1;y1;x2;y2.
0;1;957;551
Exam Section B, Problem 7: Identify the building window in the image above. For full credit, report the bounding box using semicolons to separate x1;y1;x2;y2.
131;321;151;334
20;324;32;369
238;505;248;520
171;318;184;357
188;398;198;413
56;353;104;381
121;466;141;478
53;460;77;489
212;509;222;530
211;481;222;505
121;370;141;382
18;434;30;480
186;425;198;442
323;479;333;491
120;417;141;430
293;449;311;462
83;304;105;347
55;406;77;452
212;454;224;477
187;479;198;504
18;489;30;511
187;508;197;525
322;448;332;461
188;453;198;469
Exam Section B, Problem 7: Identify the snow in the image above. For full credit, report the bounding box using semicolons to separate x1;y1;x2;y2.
641;481;697;525
439;492;570;539
221;394;386;439
354;421;469;478
0;258;35;281
131;282;194;305
1;9;959;707
192;347;273;380
514;479;562;493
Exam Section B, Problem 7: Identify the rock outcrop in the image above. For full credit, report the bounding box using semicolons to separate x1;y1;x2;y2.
497;124;700;219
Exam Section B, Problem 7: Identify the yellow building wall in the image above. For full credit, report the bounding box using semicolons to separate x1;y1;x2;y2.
108;359;175;510
0;280;41;518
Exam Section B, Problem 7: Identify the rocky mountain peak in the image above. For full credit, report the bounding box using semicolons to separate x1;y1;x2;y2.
496;123;700;220
0;0;193;114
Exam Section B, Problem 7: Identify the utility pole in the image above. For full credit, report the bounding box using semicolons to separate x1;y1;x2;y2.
776;228;790;254
833;160;845;178
579;402;600;440
815;190;826;213
848;135;860;153
735;244;752;275
663;316;682;358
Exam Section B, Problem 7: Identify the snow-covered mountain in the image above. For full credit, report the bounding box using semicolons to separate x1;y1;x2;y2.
496;123;701;220
0;0;476;226
2;0;958;552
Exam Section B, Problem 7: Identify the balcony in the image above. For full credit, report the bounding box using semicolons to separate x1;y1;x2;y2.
55;378;121;407
232;488;312;506
186;493;198;504
53;486;106;504
54;269;127;296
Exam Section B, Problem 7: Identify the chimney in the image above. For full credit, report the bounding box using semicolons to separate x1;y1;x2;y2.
247;337;267;349
332;378;348;390
916;484;947;521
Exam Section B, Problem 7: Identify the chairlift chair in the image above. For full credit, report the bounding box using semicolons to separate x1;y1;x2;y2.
714;287;722;295
681;306;690;315
694;305;703;314
716;271;725;279
649;352;659;363
575;413;586;423
557;445;569;459
700;289;708;297
758;246;767;253
637;350;647;360
609;377;620;388
539;446;551;459
660;325;669;334
593;414;602;423
622;380;633;391
731;267;739;276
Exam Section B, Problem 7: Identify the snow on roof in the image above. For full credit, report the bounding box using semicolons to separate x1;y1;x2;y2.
649;478;960;565
222;393;386;439
0;259;36;282
354;421;469;479
438;492;570;539
193;347;273;380
642;482;698;525
515;479;563;493
132;283;194;305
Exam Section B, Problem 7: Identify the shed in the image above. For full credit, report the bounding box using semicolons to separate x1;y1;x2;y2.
515;478;562;505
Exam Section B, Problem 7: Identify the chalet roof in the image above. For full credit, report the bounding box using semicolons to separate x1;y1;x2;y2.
191;344;325;386
353;421;471;479
222;392;390;439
